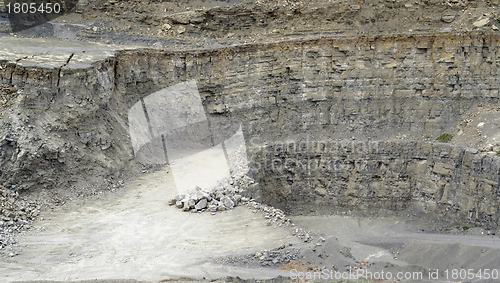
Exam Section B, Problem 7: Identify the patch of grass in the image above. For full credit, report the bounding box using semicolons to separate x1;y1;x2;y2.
436;133;453;143
497;151;500;156
462;226;470;231
424;135;431;139
444;228;451;231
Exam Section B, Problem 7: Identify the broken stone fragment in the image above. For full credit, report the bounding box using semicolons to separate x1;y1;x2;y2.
220;196;234;209
473;18;490;28
233;194;242;204
195;198;208;210
162;23;171;30
218;203;226;211
192;191;205;201
215;191;224;201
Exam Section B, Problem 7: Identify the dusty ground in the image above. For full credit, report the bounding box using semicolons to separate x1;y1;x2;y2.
2;168;500;282
1;168;303;282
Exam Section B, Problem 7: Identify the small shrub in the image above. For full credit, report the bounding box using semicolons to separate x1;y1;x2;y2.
436;133;453;143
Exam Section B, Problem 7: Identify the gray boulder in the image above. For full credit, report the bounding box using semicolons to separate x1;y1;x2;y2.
195;198;208;210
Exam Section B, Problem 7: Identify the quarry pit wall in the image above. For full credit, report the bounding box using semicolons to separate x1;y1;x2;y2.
0;32;499;227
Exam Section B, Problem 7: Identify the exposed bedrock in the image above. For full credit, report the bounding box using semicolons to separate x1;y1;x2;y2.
252;139;500;229
0;32;499;226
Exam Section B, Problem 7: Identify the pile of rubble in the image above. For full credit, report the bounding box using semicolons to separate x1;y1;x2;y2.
0;185;40;251
169;142;258;213
169;185;247;212
169;178;315;243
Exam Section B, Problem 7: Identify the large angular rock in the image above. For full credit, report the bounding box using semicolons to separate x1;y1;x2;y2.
473;18;490;28
215;191;224;201
233;194;242;204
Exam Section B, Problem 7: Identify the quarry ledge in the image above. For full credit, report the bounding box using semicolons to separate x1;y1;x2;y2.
0;30;498;73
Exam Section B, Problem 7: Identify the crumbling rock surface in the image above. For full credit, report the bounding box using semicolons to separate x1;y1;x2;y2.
0;185;39;253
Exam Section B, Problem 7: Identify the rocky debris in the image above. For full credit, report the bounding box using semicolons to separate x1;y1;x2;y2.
157;23;172;36
246;200;290;227
169;177;250;213
0;185;40;253
68;0;500;49
177;25;186;34
168;163;314;243
446;0;467;7
217;244;301;267
168;11;207;25
244;199;314;243
0;83;17;107
194;198;208;210
441;14;456;23
473;17;490;28
170;143;258;213
220;196;235;209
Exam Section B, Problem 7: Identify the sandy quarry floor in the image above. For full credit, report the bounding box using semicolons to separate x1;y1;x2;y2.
0;168;301;282
1;168;500;283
